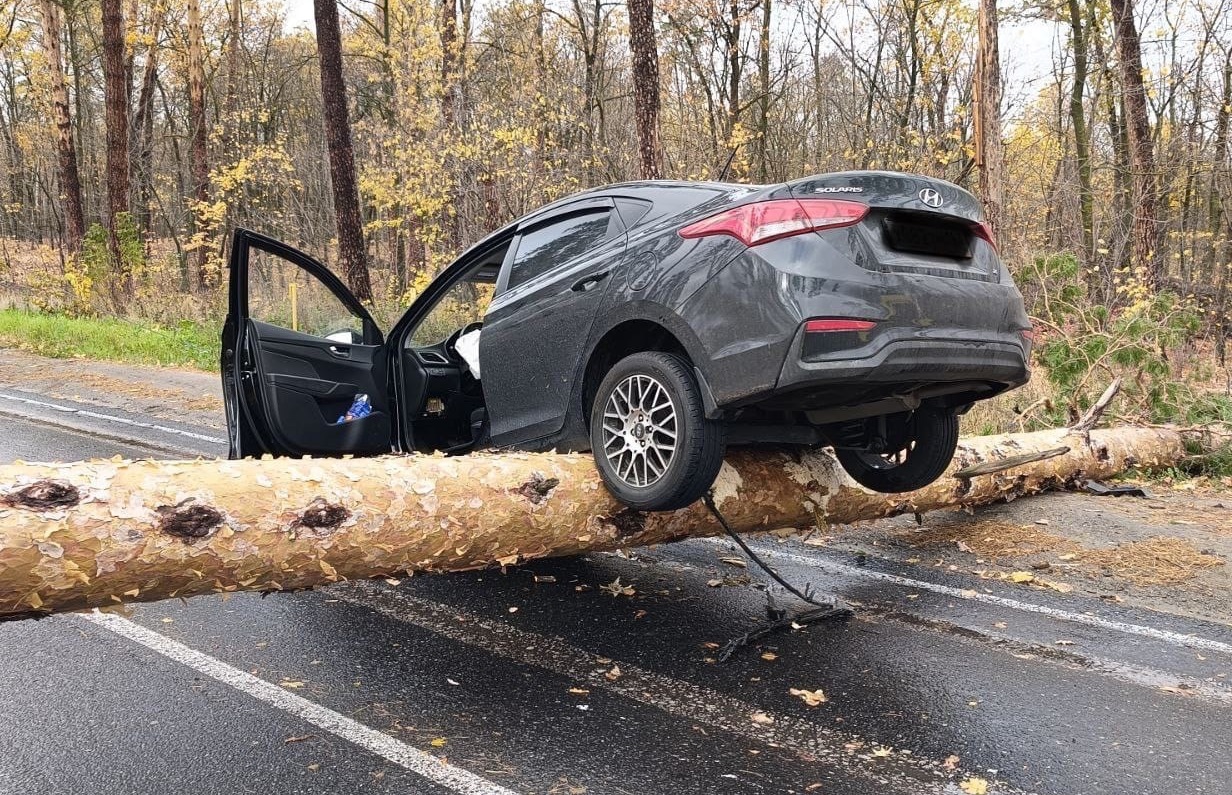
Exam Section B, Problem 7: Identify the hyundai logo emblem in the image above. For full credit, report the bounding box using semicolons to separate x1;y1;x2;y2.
918;188;944;208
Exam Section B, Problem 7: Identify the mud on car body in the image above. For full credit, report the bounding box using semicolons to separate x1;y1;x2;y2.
222;171;1031;511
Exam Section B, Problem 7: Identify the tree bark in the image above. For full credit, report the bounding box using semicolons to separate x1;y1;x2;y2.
439;0;458;129
39;0;85;255
1109;0;1160;288
131;10;161;237
314;0;373;302
187;0;211;290
724;0;741;152
0;426;1185;621
100;0;131;268
627;0;663;179
974;0;1004;243
1065;0;1094;261
755;0;771;183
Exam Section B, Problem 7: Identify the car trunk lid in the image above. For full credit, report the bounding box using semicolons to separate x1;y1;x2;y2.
786;171;998;282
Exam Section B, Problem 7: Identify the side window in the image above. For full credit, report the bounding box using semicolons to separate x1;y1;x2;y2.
409;272;498;347
247;246;364;340
509;209;613;290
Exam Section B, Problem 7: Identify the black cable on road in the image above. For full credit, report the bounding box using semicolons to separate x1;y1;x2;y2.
702;493;852;661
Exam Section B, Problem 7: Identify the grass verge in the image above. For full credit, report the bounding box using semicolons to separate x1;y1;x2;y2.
0;309;219;370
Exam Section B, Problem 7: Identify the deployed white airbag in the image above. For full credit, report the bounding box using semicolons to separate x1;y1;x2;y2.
455;329;482;379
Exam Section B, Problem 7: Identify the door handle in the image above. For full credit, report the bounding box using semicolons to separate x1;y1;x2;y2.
571;272;609;292
328;344;351;358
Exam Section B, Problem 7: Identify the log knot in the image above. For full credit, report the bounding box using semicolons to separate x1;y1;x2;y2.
512;472;560;505
4;480;81;510
157;499;225;542
607;509;646;540
296;498;351;533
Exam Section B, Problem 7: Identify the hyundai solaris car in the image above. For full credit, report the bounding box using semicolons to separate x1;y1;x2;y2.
222;171;1031;511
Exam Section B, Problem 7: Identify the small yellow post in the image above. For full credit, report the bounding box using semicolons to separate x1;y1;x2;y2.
289;282;299;332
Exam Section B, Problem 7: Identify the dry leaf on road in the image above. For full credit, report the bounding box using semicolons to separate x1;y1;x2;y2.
601;577;635;597
959;776;989;794
789;688;827;706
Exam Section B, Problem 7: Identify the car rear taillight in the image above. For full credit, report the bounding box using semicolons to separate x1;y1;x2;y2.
679;198;869;247
804;318;877;333
973;221;997;250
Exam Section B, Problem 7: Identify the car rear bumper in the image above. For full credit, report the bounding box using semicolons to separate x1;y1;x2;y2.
776;330;1030;402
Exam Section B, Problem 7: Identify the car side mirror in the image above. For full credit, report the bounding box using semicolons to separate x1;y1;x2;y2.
324;328;359;344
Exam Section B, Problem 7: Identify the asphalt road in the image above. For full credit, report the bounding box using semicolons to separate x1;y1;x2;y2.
0;389;1229;794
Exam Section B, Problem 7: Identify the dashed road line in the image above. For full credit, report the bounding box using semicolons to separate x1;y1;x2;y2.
82;611;518;795
705;538;1232;656
0;391;226;447
335;581;1028;795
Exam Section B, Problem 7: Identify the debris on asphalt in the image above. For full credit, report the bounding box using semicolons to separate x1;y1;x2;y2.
1081;479;1153;498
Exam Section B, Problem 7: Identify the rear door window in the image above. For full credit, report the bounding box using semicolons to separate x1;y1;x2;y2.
508;209;613;290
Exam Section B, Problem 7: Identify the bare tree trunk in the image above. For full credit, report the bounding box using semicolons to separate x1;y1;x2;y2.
131;10;161;237
440;0;458;129
1066;0;1094;261
974;0;1004;243
0;426;1188;621
100;0;131;273
1109;0;1160;288
313;0;373;302
755;0;771;182
627;0;663;179
724;0;741;151
439;0;461;250
187;0;211;290
38;0;85;255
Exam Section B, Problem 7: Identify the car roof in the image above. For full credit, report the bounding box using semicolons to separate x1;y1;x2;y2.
451;180;755;264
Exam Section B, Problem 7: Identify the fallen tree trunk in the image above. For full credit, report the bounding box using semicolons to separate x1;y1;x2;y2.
0;426;1184;620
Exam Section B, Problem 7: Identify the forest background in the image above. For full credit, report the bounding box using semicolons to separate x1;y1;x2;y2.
0;0;1229;433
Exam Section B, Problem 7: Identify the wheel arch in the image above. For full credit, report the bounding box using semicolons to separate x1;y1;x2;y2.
574;304;714;433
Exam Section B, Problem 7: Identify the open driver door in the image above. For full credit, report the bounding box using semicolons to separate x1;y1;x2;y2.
221;229;393;459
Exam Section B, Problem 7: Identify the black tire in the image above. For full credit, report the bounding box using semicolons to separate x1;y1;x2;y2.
835;409;959;493
589;352;726;511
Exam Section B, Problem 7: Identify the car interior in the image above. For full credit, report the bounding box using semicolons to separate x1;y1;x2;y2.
394;240;512;454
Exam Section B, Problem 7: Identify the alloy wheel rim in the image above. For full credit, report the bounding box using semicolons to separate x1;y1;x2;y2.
600;374;679;487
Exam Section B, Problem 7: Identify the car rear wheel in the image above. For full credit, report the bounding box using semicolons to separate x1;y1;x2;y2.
590;352;726;511
835;408;959;493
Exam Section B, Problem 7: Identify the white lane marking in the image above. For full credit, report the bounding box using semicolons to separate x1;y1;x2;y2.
337;582;1017;794
0;391;226;446
703;539;1232;656
83;611;518;795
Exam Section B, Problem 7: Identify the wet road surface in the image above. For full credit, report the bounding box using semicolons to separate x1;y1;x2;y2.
0;388;1228;794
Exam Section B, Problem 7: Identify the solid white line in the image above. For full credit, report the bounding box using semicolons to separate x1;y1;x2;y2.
709;539;1232;656
82;611;519;795
0;391;226;446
